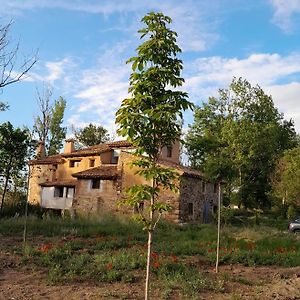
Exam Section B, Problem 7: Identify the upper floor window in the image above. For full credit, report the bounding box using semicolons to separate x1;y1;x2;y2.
202;181;206;193
69;160;81;168
214;183;219;193
111;150;120;164
89;159;95;167
167;146;172;158
91;179;102;190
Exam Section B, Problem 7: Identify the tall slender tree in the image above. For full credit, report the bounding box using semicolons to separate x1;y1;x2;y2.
116;12;192;300
33;86;67;155
0;122;32;214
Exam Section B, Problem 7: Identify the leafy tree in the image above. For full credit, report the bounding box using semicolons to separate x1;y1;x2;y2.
73;123;110;147
186;77;296;208
33;86;66;155
0;122;32;214
116;12;192;299
272;147;300;207
48;96;67;155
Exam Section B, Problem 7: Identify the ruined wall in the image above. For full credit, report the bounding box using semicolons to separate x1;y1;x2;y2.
28;164;54;205
179;177;219;223
73;178;121;215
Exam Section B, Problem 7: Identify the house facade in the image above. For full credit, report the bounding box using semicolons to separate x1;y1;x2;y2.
28;139;220;223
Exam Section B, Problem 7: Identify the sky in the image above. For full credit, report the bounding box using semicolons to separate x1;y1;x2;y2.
0;0;300;136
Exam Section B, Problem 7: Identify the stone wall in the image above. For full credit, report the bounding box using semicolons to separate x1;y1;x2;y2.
28;164;55;205
73;178;121;216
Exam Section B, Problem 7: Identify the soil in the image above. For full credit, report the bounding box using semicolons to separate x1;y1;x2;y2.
0;237;300;300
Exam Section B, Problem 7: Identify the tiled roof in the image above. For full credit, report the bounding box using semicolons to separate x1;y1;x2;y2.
62;140;133;157
158;159;204;179
72;165;119;179
40;180;77;187
30;155;64;165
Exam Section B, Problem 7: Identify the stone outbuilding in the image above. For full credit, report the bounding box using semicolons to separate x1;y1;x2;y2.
28;139;221;223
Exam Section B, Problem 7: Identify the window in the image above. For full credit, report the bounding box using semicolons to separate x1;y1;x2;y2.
214;183;218;193
54;186;64;198
134;202;144;213
66;187;74;198
69;160;81;168
166;146;172;158
188;203;193;216
89;159;95;167
202;181;206;193
111;150;120;164
91;179;101;189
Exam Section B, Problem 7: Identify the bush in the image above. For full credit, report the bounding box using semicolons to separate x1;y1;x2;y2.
287;205;296;220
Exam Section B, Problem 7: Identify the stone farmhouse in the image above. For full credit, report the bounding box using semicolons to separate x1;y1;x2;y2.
28;139;220;223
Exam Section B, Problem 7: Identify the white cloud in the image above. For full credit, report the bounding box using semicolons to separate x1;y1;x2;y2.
269;0;300;33
265;82;300;131
184;53;300;100
183;52;300;130
0;0;220;52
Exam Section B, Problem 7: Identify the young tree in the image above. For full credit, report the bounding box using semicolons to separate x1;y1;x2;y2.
33;86;67;155
0;122;32;214
186;77;296;208
116;12;192;299
73;123;110;147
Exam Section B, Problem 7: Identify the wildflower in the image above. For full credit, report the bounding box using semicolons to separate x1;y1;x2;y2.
38;244;53;253
170;254;178;263
152;261;160;269
106;263;113;270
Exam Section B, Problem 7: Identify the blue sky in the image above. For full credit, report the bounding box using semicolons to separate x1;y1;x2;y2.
0;0;300;136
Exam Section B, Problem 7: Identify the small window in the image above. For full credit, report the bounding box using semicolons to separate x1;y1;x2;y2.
91;179;101;189
66;187;74;198
214;183;218;193
167;146;172;158
202;181;206;193
188;203;193;216
89;159;95;167
54;186;64;198
134;202;144;213
69;160;80;168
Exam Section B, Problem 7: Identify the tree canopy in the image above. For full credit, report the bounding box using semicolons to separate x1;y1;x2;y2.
185;77;296;208
0;122;32;213
74;123;110;147
272;147;300;206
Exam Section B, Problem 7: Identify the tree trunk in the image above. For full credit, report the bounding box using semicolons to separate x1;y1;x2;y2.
0;157;12;215
215;181;221;273
145;229;153;300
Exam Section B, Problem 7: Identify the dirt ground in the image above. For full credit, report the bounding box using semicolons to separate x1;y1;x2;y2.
0;237;300;300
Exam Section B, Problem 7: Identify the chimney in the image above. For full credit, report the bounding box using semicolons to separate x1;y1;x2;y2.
36;141;45;159
64;138;75;153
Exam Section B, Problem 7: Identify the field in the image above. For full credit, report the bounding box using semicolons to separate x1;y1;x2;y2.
0;214;300;299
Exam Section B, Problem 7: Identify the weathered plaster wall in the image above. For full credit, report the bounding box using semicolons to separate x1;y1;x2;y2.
28;164;54;205
73;179;120;215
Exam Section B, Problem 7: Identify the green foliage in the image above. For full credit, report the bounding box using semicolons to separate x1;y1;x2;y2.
287;205;296;220
115;12;192;231
0;122;33;213
74;123;110;147
186;77;296;208
48;96;67;155
272;147;300;207
33;89;66;156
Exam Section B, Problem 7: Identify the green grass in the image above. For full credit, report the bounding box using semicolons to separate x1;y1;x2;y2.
1;213;300;298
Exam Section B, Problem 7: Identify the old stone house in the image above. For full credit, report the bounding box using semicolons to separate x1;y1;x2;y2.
28;139;220;223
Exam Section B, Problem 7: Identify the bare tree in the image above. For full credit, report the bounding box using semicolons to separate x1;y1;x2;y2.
33;85;52;146
0;21;37;91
